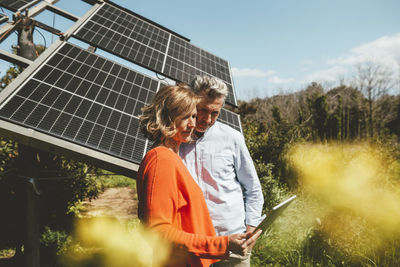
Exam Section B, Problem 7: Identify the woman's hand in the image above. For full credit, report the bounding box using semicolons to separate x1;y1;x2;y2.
227;229;262;256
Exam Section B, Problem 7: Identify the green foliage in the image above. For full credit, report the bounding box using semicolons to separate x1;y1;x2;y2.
39;226;75;267
0;248;15;259
96;171;136;189
238;80;400;266
251;188;400;267
385;95;400;138
0;138;18;172
40;226;71;256
0;66;20;90
242;111;304;187
256;161;289;211
0;44;44;91
32;152;102;227
310;94;328;141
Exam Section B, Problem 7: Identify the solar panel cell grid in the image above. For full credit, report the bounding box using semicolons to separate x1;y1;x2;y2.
73;2;238;106
0;0;37;11
218;108;241;133
75;4;168;73
0;42;162;164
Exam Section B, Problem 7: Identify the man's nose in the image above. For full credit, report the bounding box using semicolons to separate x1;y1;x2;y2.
204;113;212;124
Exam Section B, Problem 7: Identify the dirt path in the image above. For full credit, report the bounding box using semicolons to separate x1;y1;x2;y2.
81;187;138;220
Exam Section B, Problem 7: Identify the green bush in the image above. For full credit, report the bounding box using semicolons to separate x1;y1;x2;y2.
40;227;71;266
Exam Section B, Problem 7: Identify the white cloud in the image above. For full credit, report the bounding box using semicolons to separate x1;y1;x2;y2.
305;33;400;86
268;75;295;84
328;33;400;69
305;66;348;84
232;67;295;85
231;67;275;77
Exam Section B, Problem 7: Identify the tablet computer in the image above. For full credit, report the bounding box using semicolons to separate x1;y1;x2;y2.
253;195;296;234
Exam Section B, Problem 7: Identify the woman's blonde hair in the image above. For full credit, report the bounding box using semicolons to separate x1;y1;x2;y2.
140;84;200;142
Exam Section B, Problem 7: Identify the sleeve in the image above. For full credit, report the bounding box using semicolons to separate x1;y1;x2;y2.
141;151;229;259
233;132;264;227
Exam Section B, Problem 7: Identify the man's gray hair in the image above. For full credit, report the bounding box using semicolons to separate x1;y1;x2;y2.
190;75;228;100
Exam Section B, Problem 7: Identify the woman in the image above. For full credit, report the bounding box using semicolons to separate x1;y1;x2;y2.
137;84;259;267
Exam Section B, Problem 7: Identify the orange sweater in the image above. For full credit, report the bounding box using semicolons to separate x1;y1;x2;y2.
137;146;229;267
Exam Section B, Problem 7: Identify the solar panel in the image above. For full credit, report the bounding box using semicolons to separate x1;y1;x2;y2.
218;108;242;133
164;36;236;106
73;1;238;106
74;4;169;74
0;0;39;11
0;42;160;164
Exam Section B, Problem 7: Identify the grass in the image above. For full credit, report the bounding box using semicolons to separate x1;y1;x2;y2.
95;170;136;189
250;193;400;267
0;248;15;259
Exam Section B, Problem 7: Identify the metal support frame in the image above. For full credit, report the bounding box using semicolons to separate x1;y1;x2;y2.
0;0;60;43
24;176;40;267
81;0;103;5
17;144;41;267
0;48;32;67
34;19;61;35
45;4;79;21
62;0;102;38
0;13;8;24
17;0;42;13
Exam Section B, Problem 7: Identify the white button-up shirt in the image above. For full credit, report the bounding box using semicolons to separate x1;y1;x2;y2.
180;121;264;235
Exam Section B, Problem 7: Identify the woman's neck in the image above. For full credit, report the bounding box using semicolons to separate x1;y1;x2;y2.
160;138;180;153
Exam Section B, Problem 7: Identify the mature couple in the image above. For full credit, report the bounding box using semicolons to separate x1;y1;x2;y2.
137;75;264;267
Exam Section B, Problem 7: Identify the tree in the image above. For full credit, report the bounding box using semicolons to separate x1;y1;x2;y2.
353;62;394;138
310;94;328;141
327;85;367;140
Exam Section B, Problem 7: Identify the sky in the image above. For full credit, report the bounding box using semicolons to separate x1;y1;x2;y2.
1;0;399;101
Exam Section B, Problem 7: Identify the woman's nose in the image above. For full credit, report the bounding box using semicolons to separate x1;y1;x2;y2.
188;118;195;128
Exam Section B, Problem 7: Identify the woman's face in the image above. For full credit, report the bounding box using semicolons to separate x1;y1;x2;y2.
173;107;197;144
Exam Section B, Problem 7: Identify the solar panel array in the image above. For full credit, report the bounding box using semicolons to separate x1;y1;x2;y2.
164;35;235;104
0;42;160;164
218;108;241;132
0;0;242;173
73;2;238;106
0;0;38;11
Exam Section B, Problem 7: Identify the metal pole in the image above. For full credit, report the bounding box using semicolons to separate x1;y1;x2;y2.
24;178;40;267
18;145;40;267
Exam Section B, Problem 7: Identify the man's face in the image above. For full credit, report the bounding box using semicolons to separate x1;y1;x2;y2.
195;94;224;133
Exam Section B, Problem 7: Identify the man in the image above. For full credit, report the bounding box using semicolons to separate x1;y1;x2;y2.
180;75;264;267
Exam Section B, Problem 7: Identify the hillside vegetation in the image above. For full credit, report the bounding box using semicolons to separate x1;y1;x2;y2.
232;73;400;266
